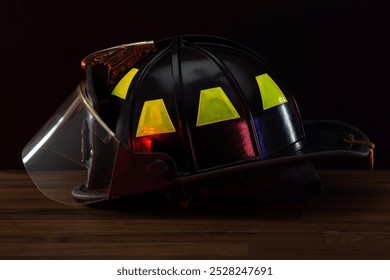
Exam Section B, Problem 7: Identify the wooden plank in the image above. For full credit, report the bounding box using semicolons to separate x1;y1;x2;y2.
1;170;390;259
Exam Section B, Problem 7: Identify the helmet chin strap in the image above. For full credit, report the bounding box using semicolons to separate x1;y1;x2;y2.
344;134;375;171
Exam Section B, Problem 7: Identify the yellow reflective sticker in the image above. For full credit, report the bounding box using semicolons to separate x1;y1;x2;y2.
136;99;176;137
111;68;139;100
256;73;288;110
196;87;240;127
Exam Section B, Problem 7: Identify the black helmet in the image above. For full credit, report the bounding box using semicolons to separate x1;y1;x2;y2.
22;35;374;205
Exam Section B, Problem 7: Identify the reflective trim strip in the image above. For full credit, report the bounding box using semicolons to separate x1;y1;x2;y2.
111;68;139;100
136;99;176;137
196;87;240;127
256;73;288;110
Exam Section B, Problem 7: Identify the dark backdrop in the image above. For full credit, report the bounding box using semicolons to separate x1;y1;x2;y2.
1;0;389;169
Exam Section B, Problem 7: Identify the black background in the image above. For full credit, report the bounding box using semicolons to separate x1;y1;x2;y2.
1;0;389;169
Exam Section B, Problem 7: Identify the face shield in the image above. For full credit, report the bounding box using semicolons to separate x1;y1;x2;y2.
22;82;119;204
22;41;177;205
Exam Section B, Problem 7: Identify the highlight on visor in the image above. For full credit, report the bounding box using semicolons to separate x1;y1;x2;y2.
22;83;119;205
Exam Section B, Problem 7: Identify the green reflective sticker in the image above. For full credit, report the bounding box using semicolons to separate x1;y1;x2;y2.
136;99;176;137
111;68;139;100
256;73;288;110
196;87;240;127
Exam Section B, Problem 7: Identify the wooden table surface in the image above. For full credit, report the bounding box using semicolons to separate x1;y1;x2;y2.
1;169;390;260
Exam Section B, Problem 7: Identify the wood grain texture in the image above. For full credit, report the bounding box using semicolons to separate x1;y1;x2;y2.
1;170;390;259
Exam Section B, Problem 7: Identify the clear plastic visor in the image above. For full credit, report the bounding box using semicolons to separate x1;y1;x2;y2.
22;82;119;205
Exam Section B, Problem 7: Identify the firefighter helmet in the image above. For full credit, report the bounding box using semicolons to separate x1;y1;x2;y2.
22;35;374;205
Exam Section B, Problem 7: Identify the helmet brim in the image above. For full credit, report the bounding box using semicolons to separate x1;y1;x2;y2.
174;120;371;186
279;120;370;159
